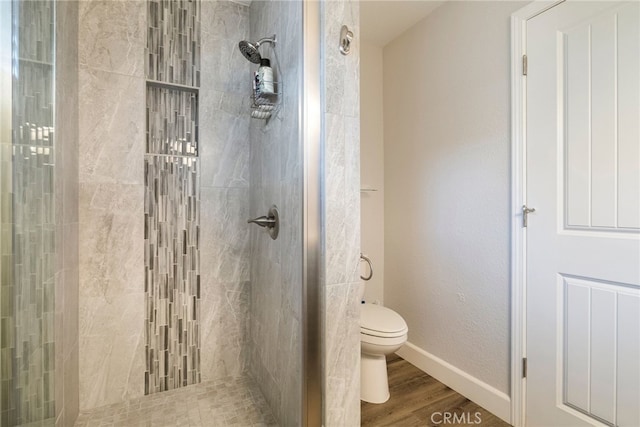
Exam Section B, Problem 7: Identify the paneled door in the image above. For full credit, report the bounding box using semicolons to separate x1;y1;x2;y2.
526;2;640;426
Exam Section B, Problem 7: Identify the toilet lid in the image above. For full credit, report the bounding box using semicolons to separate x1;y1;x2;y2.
360;303;408;335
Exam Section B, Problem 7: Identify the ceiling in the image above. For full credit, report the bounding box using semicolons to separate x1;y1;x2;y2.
360;0;443;47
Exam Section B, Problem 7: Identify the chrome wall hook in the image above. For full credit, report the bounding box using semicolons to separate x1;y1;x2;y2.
339;25;353;55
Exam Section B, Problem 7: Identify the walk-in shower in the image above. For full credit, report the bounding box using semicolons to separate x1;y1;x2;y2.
1;0;330;426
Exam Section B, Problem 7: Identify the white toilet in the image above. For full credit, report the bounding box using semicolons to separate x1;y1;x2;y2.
360;302;408;403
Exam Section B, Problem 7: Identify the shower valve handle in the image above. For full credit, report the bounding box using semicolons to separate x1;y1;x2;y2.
247;216;276;228
247;205;280;240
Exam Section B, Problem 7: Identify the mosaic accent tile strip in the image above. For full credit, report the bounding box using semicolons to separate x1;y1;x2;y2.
1;146;56;426
146;0;201;87
1;1;56;425
17;0;54;63
145;0;200;396
75;376;276;426
13;63;54;148
144;154;200;394
146;85;198;156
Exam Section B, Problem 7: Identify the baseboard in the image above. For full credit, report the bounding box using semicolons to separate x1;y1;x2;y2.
396;341;512;424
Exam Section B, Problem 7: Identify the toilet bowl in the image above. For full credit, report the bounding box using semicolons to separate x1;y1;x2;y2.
360;303;408;404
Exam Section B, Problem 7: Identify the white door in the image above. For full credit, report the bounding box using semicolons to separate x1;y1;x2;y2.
526;2;640;426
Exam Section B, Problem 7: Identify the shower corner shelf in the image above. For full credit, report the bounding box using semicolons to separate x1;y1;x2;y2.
251;80;281;120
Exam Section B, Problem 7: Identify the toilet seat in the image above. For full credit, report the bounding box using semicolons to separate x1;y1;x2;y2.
360;331;407;347
360;303;408;338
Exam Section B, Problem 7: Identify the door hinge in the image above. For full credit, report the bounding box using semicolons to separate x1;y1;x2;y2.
522;55;528;76
522;357;528;378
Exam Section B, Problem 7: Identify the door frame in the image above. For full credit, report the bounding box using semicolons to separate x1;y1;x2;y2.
510;2;564;426
302;1;323;426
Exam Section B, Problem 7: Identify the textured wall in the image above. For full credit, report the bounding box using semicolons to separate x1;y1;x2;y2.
383;1;526;394
55;1;80;425
248;2;303;426
322;1;361;426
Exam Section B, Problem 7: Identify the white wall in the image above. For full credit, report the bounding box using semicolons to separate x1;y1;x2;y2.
383;1;526;396
359;41;384;304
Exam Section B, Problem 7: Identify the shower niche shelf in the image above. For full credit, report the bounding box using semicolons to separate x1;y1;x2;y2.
251;79;281;120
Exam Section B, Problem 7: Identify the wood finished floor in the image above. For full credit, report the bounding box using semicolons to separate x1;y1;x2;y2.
361;354;511;427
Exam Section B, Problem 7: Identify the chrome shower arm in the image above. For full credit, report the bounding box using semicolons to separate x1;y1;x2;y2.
255;35;277;48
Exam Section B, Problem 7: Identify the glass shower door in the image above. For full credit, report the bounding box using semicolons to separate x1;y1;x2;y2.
1;1;57;425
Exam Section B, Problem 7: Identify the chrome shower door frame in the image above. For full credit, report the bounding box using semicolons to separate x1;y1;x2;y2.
301;1;323;426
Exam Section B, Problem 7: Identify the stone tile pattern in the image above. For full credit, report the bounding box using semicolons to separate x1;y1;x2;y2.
198;0;252;385
248;2;303;425
145;0;202;398
146;86;198;157
74;377;275;427
78;0;147;411
322;1;362;426
147;0;201;87
1;0;56;425
17;0;54;63
143;153;201;394
75;0;255;412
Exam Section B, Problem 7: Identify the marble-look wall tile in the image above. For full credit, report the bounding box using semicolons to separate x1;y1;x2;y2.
198;0;253;386
322;1;361;425
78;181;145;411
325;113;347;286
78;1;146;408
200;280;249;380
324;1;360;119
199;92;250;188
79;183;144;299
79;293;145;409
325;282;361;427
248;1;303;426
200;188;250;284
200;1;251;188
78;0;145;78
344;116;362;284
78;67;145;185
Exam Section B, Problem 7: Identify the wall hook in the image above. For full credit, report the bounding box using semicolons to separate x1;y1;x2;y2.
340;25;353;56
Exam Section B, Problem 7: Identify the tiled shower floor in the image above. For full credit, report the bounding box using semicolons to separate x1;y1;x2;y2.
74;377;277;427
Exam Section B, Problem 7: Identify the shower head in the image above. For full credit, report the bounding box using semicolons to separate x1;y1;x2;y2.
238;35;277;64
239;40;262;64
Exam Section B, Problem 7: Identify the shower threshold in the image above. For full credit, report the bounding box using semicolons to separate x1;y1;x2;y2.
74;376;277;427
